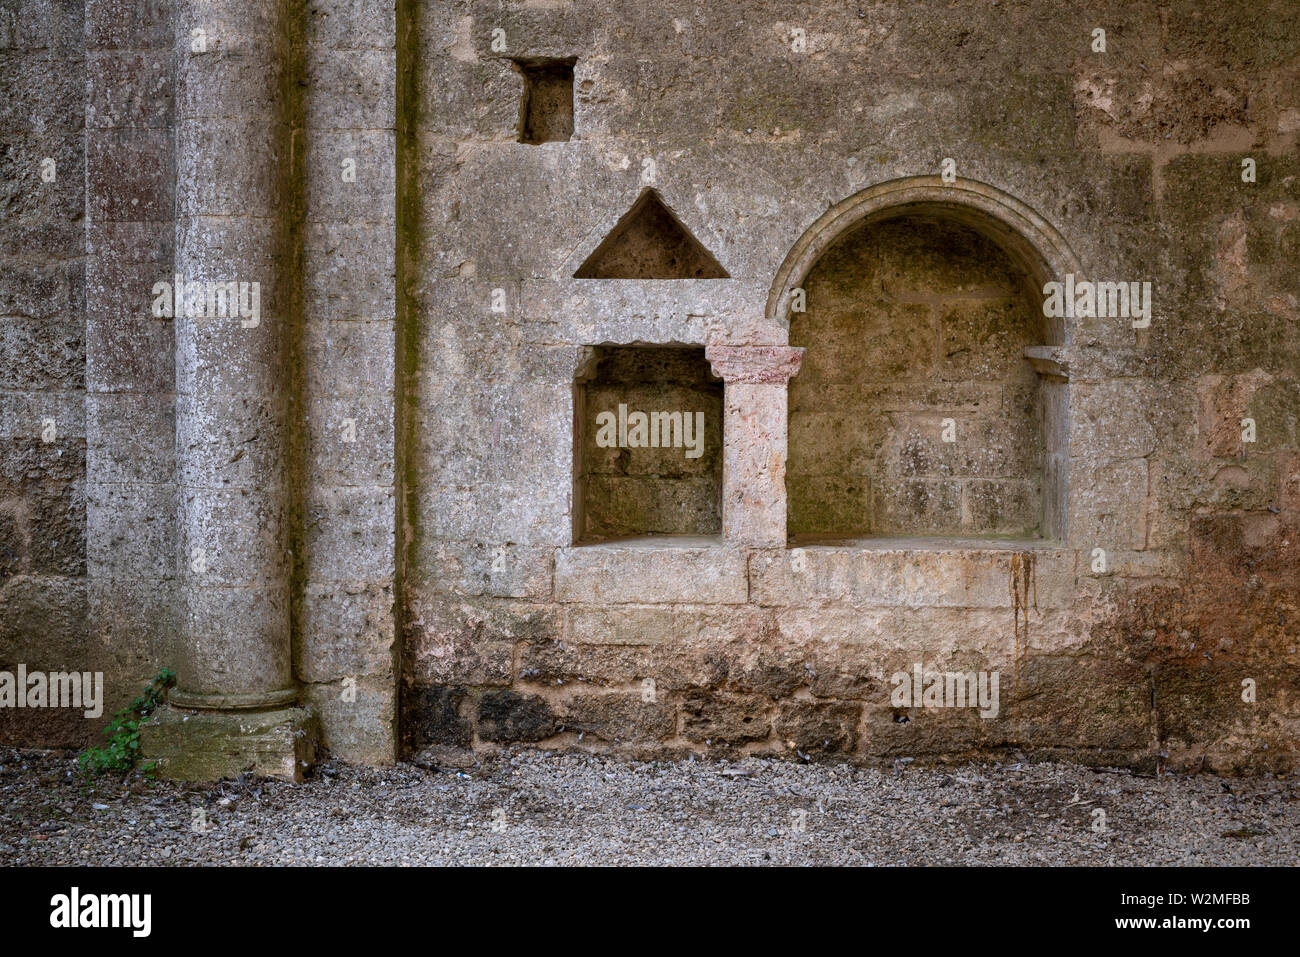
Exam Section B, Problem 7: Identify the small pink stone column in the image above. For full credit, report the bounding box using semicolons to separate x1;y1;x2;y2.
705;346;805;547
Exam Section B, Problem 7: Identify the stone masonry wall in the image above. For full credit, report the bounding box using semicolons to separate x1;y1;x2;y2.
402;0;1299;774
0;0;87;746
0;0;1295;776
82;0;177;746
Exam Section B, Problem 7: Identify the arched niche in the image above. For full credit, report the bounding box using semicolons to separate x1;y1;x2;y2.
771;177;1083;543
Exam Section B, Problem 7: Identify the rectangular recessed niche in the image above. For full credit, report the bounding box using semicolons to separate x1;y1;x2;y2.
514;57;575;144
574;345;722;543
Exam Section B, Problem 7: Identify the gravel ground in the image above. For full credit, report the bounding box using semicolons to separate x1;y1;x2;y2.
1;748;1296;865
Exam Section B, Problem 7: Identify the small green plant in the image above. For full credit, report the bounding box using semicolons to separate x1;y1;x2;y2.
79;668;176;776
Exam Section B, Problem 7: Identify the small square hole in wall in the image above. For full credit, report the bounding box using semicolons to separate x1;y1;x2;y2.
574;345;723;543
513;57;576;144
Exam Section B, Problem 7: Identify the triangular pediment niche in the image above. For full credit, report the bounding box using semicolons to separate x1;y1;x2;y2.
574;189;729;279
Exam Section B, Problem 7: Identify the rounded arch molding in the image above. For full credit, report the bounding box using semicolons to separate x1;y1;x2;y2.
766;176;1085;345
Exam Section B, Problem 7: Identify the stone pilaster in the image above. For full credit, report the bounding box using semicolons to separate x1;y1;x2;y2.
296;0;400;764
141;0;315;781
705;345;804;547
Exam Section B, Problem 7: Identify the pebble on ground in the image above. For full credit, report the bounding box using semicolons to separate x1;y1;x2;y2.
2;749;1296;865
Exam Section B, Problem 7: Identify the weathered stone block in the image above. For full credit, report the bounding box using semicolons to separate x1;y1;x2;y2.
1013;654;1152;751
0;317;83;391
175;318;288;399
681;689;770;745
177;485;288;587
86;128;172;222
295;581;395;683
304;393;395;487
476;689;556;743
406;597;552;685
86;481;173;579
0;54;82;131
176;582;292;697
411;541;553;600
521;279;777;346
87;51;173;130
86;393;173;483
0;262;67;319
1195;371;1273;459
305;129;396;223
19;479;82;577
787;472;871;535
964;479;1039;537
1073;379;1160;463
1069;457;1148;550
304;223;396;319
301;319;395;394
567;603;766;647
862;700;991;756
301;485;395;582
752;545;1076;610
89;577;178;715
86;0;170;51
555;542;746;604
774;700;860;753
175;117;284;219
85;317;173;394
0;574;88;670
402;684;471;750
421;482;570;546
562;692;675;743
871;478;963;534
141;705;318;783
516;639;655;688
307;0;395;51
302;674;396;765
306;50;396;129
173;214;281;286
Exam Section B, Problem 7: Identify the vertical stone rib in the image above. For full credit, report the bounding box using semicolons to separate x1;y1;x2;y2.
171;0;296;709
704;346;805;547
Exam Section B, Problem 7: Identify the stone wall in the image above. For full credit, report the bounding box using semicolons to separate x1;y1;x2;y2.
82;0;177;747
402;0;1299;774
0;0;87;746
0;0;1295;776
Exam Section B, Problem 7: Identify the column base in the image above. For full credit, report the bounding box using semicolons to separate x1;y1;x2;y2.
140;704;319;783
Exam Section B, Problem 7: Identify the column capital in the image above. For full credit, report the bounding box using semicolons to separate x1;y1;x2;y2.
705;345;805;384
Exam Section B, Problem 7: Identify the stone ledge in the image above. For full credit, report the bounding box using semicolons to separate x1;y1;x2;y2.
751;545;1078;609
556;537;748;604
1023;344;1160;382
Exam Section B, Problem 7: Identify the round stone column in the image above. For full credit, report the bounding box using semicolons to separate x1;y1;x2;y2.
143;0;316;780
